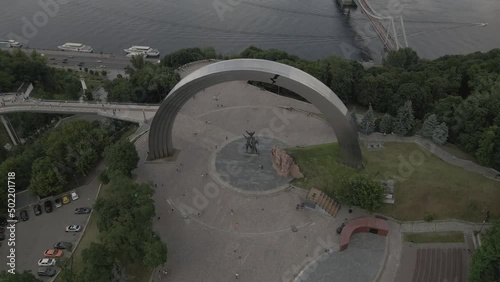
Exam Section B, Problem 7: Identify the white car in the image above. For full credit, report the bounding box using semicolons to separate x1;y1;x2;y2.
38;258;56;266
65;225;82;232
96;60;102;63
71;191;79;201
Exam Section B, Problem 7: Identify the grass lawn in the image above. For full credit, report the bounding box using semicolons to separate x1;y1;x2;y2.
288;142;500;222
403;232;465;243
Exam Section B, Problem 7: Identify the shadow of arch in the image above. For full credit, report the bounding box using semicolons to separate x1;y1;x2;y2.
148;59;362;168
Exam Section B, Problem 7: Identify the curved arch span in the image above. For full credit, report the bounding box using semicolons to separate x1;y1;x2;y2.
148;59;362;168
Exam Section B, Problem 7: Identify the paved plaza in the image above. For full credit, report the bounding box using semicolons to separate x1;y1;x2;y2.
214;137;291;194
132;61;383;281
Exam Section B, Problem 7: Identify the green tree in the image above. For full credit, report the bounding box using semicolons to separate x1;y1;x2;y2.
379;114;393;134
432;122;449;145
30;157;66;197
383;48;420;69
0;270;42;281
101;70;107;76
476;126;499;168
393;101;415;136
422;114;439;138
359;104;376;135
143;234;168;268
469;222;500;282
337;174;385;212
104;139;140;177
94;176;156;262
78;243;115;282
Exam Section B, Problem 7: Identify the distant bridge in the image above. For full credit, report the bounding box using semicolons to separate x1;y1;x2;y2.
353;0;408;51
0;94;159;124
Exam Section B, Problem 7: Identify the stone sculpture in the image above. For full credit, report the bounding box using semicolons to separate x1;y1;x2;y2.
243;131;259;155
271;146;304;178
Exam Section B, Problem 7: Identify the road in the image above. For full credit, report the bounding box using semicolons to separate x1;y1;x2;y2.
1;48;160;71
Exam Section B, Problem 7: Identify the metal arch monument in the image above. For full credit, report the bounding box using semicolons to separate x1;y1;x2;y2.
148;59;363;168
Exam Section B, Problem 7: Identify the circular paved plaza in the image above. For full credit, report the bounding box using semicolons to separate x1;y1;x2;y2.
214;137;291;194
132;61;386;281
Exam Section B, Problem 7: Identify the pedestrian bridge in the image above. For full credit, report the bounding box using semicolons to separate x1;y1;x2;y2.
0;94;159;124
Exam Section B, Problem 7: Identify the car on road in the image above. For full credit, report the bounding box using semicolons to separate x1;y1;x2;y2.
44;249;63;258
44;200;53;213
54;197;62;208
74;207;91;214
37;267;57;277
49;57;55;60
62;194;70;205
38;258;56;267
20;210;29;221
77;62;84;66
62;58;68;63
71;191;79;201
100;65;107;68
33;204;42;216
54;241;72;250
65;225;82;232
69;56;74;58
96;60;102;63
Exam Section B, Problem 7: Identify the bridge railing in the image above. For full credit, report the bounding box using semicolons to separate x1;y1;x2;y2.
27;99;160;107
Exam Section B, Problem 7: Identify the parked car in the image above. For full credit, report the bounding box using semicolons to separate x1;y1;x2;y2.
74;207;91;214
53;241;72;250
71;191;79;201
44;200;53;213
54;197;62;208
33;204;42;216
65;225;81;232
38;258;56;267
62;194;70;205
37;267;57;277
20;210;29;221
44;249;63;258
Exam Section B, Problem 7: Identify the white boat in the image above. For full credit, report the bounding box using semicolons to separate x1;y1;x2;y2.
126;52;147;58
124;45;160;57
0;40;22;48
58;42;93;53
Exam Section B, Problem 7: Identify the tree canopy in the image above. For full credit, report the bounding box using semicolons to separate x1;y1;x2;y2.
104;139;140;177
337;174;385;212
469;221;500;282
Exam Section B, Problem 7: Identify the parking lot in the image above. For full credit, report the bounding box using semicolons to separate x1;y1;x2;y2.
0;173;101;279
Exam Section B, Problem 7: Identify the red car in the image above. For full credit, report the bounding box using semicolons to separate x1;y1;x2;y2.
44;249;63;258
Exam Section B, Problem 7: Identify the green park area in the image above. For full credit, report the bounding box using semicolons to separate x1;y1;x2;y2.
56;184;152;282
289;142;500;222
403;231;465;244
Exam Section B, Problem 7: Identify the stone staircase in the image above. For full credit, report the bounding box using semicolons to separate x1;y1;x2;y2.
306;188;341;218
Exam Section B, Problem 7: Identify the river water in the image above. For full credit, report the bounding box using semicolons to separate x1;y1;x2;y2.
0;0;499;62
